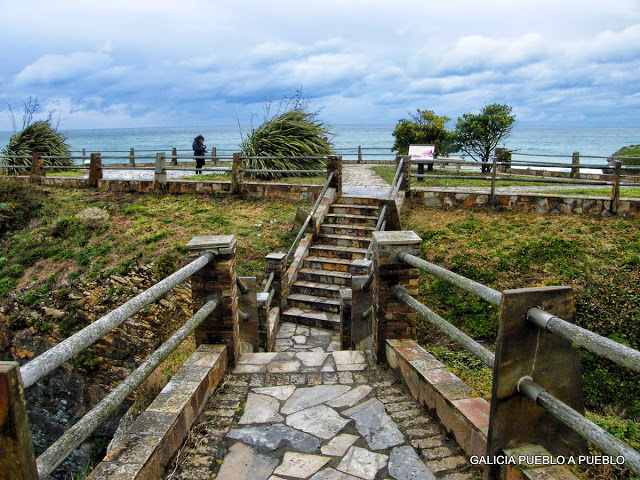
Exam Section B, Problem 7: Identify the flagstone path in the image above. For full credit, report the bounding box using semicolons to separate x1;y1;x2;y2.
164;323;479;480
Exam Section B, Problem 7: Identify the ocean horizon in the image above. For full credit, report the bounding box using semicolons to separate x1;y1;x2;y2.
1;124;639;166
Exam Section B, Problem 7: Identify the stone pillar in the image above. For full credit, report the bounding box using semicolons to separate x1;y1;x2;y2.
231;152;243;194
154;152;166;190
129;147;135;166
171;147;178;166
327;155;342;196
571;152;580;178
30;152;44;183
88;153;102;188
266;253;288;308
0;362;38;479
372;231;421;362
187;235;240;366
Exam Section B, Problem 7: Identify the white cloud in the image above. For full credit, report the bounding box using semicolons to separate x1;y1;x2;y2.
13;52;112;86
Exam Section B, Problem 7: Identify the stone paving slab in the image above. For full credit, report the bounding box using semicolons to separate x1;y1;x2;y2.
164;323;479;480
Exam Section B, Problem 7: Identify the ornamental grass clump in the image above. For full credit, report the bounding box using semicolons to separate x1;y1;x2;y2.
1;120;73;174
240;109;333;179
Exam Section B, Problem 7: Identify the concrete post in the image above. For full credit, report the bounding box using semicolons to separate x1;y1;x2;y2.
30;153;44;183
350;259;373;351
487;287;587;478
571;152;580;178
231;153;243;194
211;147;217;166
0;362;38;479
187;235;240;366
339;288;352;350
327;155;342;196
371;231;421;362
129;147;135;166
154;152;166;190
171;147;178;166
266;253;288;309
357;146;363;164
88;153;102;188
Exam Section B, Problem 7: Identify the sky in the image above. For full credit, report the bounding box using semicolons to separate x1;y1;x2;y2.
0;0;639;130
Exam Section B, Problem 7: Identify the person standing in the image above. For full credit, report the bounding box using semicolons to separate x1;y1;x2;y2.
192;135;207;174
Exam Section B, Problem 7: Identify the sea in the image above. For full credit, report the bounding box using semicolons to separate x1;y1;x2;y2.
1;125;639;167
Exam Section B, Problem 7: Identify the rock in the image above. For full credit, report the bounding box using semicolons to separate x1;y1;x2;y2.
43;307;65;318
227;424;321;453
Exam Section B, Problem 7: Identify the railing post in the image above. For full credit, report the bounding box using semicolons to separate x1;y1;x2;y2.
490;153;498;206
357;145;363;164
266;253;288;308
188;235;240;366
129;147;135;166
88;153;102;188
371;231;421;363
327;155;342;196
154;152;167;190
495;148;511;173
571;152;580;178
81;148;86;163
350;259;373;352
211;146;217;166
171;147;178;166
486;287;587;478
30;152;44;183
397;155;411;194
231;152;243;194
339;288;352;350
0;362;39;479
611;159;621;214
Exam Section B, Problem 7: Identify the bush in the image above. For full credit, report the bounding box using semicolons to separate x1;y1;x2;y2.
0;181;43;234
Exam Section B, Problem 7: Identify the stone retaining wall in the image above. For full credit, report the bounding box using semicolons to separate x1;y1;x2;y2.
412;189;640;219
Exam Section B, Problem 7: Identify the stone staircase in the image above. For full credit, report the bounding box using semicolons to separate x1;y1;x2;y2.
282;196;382;331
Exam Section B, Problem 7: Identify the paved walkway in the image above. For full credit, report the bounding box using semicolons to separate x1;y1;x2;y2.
164;323;479;480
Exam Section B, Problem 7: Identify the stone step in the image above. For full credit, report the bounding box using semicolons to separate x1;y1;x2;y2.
297;268;352;286
325;213;378;227
320;223;375;237
317;233;371;249
287;293;341;313
335;196;381;206
330;203;381;216
291;280;343;298
281;307;341;330
310;244;368;260
303;256;352;273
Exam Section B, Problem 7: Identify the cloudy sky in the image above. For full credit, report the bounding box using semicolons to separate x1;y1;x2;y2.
1;0;639;130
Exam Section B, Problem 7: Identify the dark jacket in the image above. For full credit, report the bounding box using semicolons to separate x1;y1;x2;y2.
192;140;206;157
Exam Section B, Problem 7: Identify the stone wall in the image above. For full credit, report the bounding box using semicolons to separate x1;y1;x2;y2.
411;189;640;219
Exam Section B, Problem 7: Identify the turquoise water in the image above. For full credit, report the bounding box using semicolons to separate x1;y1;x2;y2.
1;125;638;165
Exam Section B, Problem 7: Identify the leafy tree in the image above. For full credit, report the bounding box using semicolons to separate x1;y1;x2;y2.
392;109;453;157
454;103;515;172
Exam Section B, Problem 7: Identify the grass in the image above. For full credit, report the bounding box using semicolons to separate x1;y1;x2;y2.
541;187;640;198
404;205;640;478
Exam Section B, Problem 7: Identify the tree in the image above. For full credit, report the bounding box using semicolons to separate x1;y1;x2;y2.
453;103;515;172
392;109;453;156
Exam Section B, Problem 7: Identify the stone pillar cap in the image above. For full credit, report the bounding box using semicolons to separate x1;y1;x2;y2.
266;252;287;261
372;231;422;246
187;235;236;251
